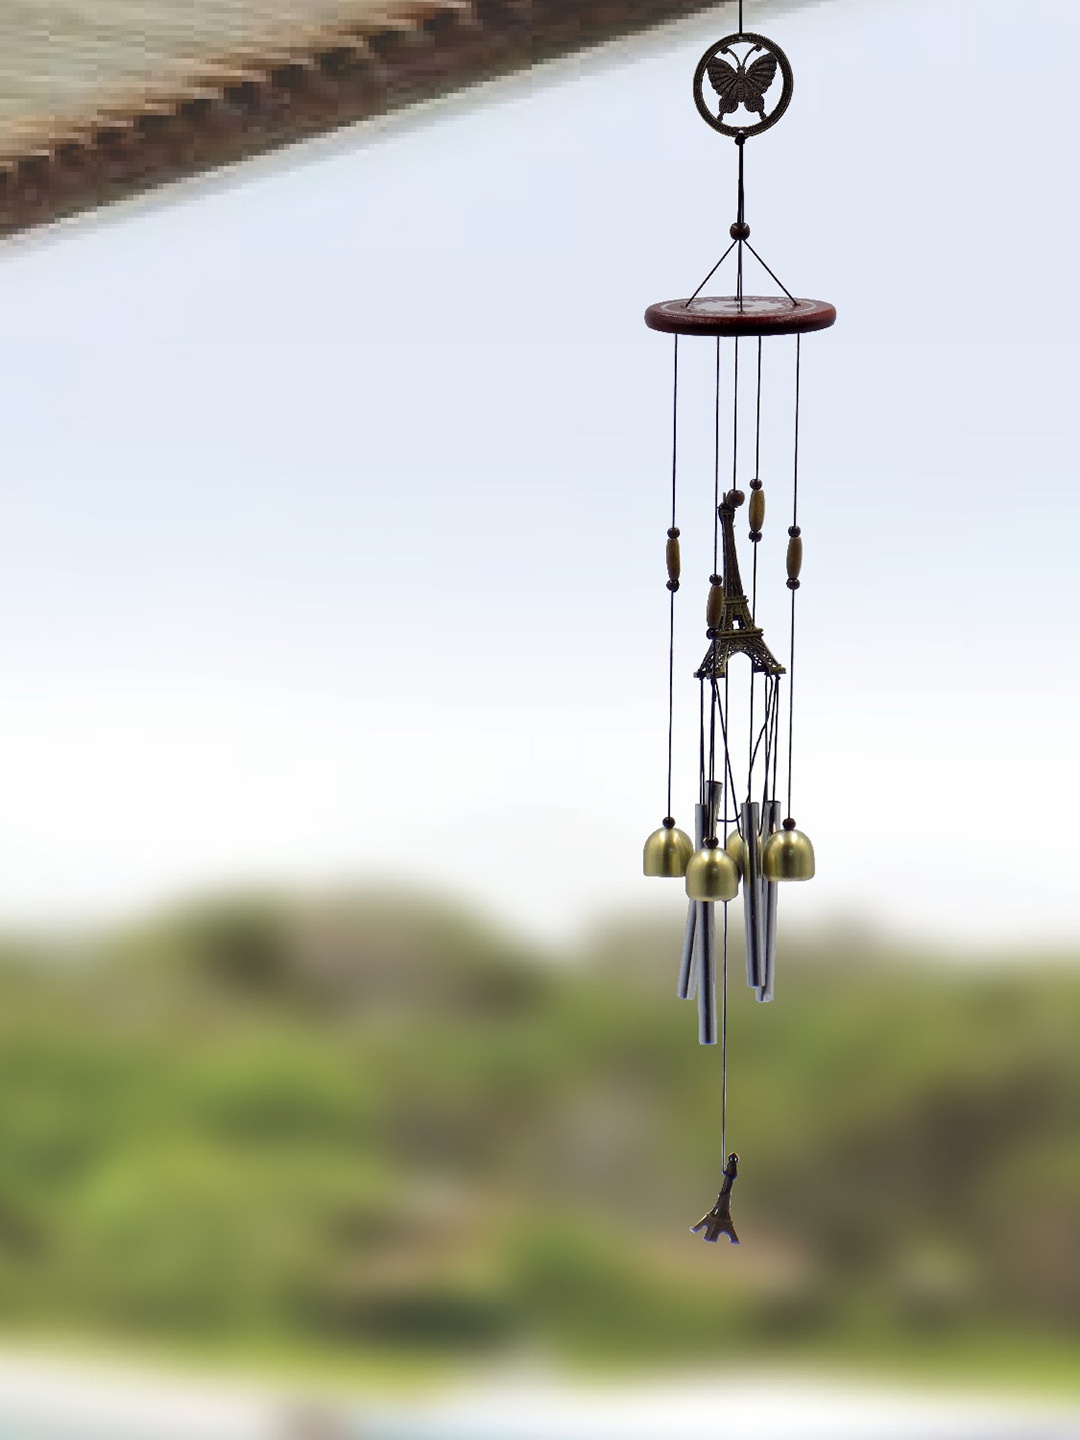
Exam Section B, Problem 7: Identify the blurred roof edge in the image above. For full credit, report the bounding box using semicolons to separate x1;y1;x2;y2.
0;0;768;239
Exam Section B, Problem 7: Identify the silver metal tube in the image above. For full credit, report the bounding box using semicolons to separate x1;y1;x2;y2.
704;780;722;840
678;800;709;1000
741;800;763;989
677;902;697;1000
694;799;707;857
759;798;781;1003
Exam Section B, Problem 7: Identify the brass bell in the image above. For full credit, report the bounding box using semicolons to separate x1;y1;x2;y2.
725;828;761;878
685;840;739;902
761;821;816;882
643;819;694;878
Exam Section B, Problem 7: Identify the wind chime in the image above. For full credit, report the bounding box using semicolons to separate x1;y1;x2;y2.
641;4;835;1244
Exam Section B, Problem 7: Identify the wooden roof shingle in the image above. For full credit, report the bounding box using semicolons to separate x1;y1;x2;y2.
0;0;718;236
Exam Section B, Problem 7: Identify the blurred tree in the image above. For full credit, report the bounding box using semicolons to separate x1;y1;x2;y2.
0;890;1074;1382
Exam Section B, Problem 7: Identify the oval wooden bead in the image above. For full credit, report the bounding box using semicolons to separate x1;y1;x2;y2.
786;534;803;582
706;581;724;630
749;488;765;533
666;535;681;585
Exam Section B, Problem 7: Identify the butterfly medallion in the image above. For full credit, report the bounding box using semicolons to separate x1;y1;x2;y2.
692;33;793;138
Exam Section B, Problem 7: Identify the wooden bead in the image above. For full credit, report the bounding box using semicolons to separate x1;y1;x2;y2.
786;533;803;582
666;535;681;585
706;580;724;630
749;488;765;534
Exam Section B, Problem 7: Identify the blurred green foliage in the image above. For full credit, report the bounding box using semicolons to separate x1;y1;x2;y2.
0;891;1077;1382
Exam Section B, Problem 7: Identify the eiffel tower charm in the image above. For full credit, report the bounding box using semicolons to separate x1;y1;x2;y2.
696;492;783;676
696;494;784;680
691;1152;740;1244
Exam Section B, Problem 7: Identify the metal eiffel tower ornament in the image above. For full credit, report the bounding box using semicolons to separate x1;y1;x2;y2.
640;0;834;1242
691;1153;741;1244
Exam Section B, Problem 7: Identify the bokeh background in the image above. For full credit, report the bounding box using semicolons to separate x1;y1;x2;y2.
0;896;1078;1394
0;0;1077;1429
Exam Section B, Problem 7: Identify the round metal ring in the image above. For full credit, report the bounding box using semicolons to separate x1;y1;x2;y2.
692;33;794;139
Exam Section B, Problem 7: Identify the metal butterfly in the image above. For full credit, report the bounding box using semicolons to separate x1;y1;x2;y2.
706;48;778;123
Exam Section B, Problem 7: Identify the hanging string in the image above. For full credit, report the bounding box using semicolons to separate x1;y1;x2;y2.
671;337;679;525
759;676;778;811
786;335;801;818
786;594;797;818
754;339;763;478
713;339;722;573
666;594;676;819
684;239;739;309
704;336;722;831
744;682;774;794
736;140;745;310
707;671;718;829
771;675;783;806
759;676;773;811
721;664;731;1167
731;339;740;491
666;338;679;819
743;241;798;304
712;678;743;827
699;676;706;808
792;336;801;527
748;338;762;796
773;677;782;802
707;317;720;825
722;673;731;846
752;338;763;616
721;898;729;1159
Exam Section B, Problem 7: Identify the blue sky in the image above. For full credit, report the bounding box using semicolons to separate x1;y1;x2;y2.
0;0;1076;946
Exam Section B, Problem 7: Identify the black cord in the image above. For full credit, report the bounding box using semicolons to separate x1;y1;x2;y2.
666;588;676;819
713;339;722;573
699;676;706;808
749;339;762;785
786;336;801;818
721;668;731;1168
786;593;797;818
792;335;801;527
736;140;745;309
721;876;729;1161
754;338;763;490
731;337;740;491
671;336;679;526
711;678;742;822
744;240;798;304
685;239;739;308
664;339;680;817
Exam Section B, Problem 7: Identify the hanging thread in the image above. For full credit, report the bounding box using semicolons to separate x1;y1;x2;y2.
786;335;802;819
665;337;681;820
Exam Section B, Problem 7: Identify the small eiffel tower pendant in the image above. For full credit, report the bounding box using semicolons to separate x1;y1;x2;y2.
691;1152;740;1244
695;498;784;680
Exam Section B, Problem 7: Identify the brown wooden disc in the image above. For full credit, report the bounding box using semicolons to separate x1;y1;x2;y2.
645;295;836;338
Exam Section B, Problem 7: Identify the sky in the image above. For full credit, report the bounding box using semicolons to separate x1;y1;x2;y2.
0;0;1076;948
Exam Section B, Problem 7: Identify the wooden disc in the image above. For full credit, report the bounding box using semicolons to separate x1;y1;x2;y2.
645;295;836;338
